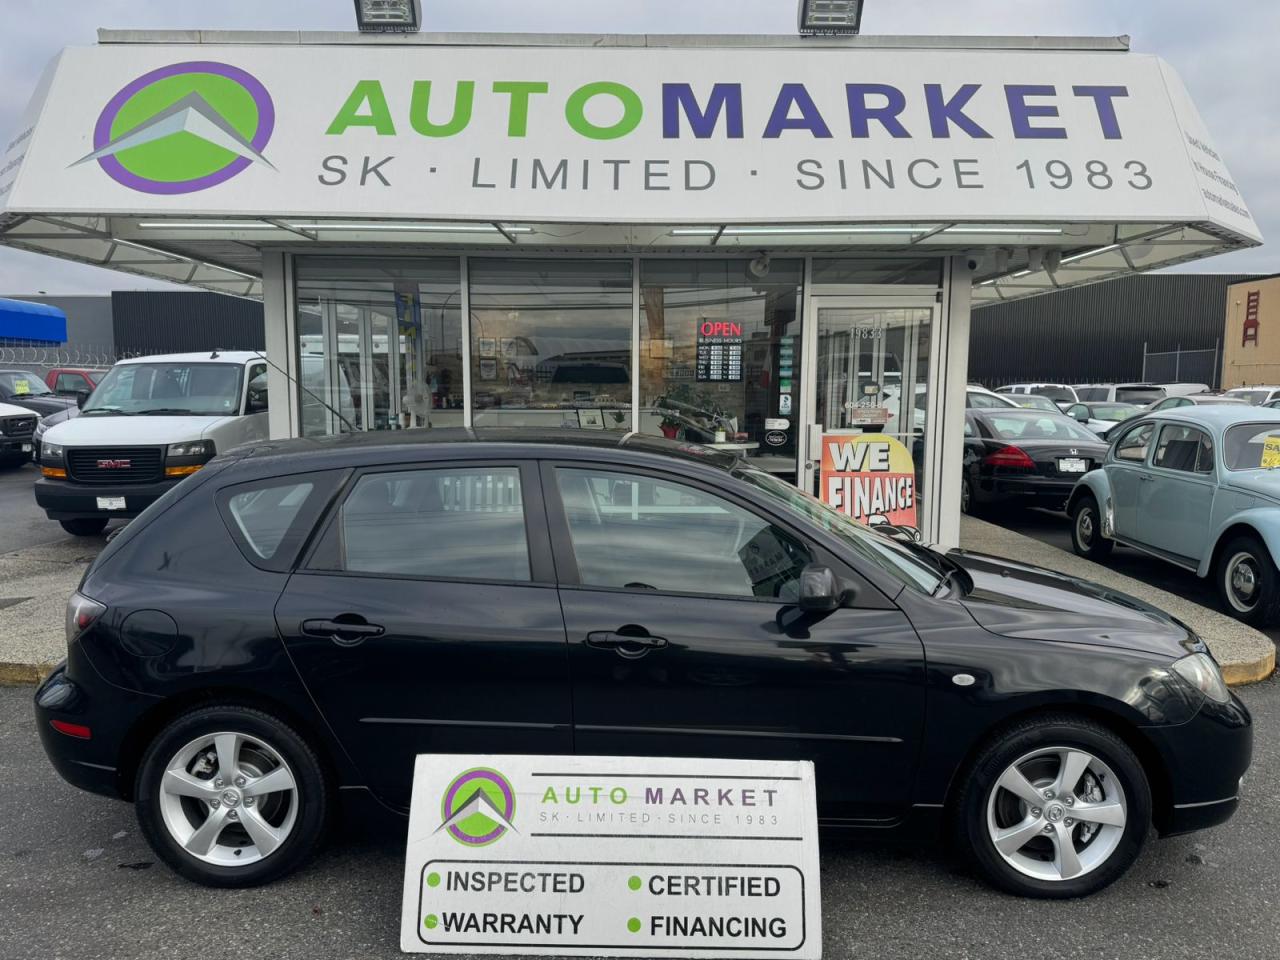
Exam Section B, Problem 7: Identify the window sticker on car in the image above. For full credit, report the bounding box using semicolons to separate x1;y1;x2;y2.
1261;436;1280;468
14;379;29;394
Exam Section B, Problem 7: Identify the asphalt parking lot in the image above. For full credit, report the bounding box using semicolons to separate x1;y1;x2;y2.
2;672;1278;960
0;459;123;553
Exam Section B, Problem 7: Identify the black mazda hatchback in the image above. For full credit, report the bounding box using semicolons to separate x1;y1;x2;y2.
35;429;1250;897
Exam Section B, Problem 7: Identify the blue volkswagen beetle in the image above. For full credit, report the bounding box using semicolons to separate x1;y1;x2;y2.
1067;405;1280;624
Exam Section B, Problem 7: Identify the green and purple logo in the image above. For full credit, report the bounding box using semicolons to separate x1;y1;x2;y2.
436;768;517;847
73;61;274;194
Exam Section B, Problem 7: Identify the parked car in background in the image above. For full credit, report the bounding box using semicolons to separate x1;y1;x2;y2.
44;367;109;398
995;383;1081;409
1149;394;1248;413
34;429;1250;898
35;352;273;536
1075;383;1168;407
962;408;1109;514
1068;405;1280;624
0;369;77;418
0;401;38;467
1224;386;1280;406
31;405;79;464
1008;393;1061;412
1064;401;1141;439
1159;383;1213;399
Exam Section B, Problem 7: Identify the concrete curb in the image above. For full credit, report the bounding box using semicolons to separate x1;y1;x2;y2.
959;516;1276;687
0;661;54;686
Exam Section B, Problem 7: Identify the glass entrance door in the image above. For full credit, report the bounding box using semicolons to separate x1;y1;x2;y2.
800;298;937;513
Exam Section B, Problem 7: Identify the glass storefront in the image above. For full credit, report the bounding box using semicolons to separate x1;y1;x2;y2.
639;260;803;476
468;260;633;429
294;257;463;436
292;255;940;503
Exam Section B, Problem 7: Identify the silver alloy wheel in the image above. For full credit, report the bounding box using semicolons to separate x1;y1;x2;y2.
1075;505;1095;549
1225;551;1261;613
158;731;299;867
986;746;1127;883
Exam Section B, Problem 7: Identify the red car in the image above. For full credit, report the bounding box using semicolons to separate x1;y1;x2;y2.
44;367;106;398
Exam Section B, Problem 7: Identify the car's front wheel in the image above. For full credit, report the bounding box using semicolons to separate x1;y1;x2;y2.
1070;495;1113;560
1216;533;1279;625
955;715;1150;898
135;705;330;887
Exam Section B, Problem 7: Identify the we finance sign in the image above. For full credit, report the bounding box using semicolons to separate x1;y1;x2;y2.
0;43;1257;237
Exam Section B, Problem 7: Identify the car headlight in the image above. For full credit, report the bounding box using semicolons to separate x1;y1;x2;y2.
41;441;63;461
166;440;215;461
1171;652;1231;704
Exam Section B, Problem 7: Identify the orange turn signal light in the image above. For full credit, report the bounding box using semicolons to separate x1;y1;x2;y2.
164;464;203;477
41;466;67;479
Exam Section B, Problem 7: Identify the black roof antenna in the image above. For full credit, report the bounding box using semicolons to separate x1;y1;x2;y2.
210;348;221;359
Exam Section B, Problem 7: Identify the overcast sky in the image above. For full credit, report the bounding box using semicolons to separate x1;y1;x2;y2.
0;0;1275;293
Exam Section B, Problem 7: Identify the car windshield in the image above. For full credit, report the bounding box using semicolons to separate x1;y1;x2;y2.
82;362;244;417
1223;423;1280;470
0;372;54;397
1227;389;1272;405
984;414;1099;443
1115;387;1165;404
1075;387;1107;401
1030;385;1073;402
735;467;944;594
1091;404;1138;422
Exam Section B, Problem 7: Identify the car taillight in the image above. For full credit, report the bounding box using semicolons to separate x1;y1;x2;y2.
983;445;1037;469
65;591;106;644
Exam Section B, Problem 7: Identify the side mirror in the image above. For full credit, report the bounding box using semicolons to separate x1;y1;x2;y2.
798;563;844;613
75;389;90;409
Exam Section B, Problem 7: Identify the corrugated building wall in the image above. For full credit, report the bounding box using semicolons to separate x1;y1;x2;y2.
968;274;1252;388
111;291;264;357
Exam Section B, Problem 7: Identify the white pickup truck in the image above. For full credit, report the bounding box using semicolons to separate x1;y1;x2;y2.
35;351;275;535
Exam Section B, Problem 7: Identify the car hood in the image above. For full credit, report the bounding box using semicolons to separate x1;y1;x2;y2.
5;394;74;415
45;414;235;446
1222;469;1280;503
948;550;1197;659
0;400;35;418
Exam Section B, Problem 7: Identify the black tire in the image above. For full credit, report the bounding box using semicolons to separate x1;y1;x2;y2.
59;518;108;536
1215;533;1280;626
135;704;330;888
953;715;1151;899
1069;494;1113;560
960;477;974;515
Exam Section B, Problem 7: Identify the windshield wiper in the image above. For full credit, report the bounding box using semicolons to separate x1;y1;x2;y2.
81;408;134;416
139;408;194;415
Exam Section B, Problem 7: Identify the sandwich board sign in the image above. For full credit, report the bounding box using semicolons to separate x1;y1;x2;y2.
399;755;822;957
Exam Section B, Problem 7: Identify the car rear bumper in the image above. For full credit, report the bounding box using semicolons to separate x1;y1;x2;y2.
977;475;1079;505
34;475;181;520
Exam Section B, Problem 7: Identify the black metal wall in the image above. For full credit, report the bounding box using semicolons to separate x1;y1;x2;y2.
968;274;1253;388
111;291;264;357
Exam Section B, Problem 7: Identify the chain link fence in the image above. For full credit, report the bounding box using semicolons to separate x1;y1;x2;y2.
1141;342;1220;389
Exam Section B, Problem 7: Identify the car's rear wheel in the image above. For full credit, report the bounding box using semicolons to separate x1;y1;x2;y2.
960;477;974;515
1216;534;1279;625
135;705;329;887
1070;495;1112;560
955;716;1150;898
59;518;108;536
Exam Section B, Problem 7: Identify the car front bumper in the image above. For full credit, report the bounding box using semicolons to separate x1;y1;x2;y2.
34;475;182;520
0;436;35;459
1145;692;1253;837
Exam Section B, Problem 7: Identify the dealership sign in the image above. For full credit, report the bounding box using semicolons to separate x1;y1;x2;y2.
0;44;1259;239
399;754;821;957
820;431;918;527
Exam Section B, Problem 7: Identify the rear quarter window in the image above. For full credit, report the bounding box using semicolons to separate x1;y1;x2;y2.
216;470;345;572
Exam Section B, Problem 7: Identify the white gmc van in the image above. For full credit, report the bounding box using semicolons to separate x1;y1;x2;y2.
36;351;276;535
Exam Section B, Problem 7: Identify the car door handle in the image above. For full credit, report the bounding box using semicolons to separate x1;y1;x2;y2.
301;617;385;647
585;630;669;658
1138;474;1155;482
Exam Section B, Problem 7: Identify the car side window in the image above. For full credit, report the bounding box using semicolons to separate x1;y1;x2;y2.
326;466;530;581
964;418;975;437
1153;425;1214;474
1113;422;1154;463
555;467;813;601
56;373;87;393
245;364;268;413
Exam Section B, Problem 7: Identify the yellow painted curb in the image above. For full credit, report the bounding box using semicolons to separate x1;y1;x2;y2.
0;662;55;686
1222;648;1276;688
